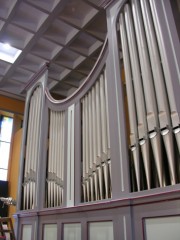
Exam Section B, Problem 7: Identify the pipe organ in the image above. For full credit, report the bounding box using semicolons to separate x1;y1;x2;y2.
81;70;111;202
118;0;180;191
16;1;180;239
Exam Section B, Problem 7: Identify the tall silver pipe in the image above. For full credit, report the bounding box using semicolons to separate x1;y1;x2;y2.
30;89;37;209
61;112;65;204
104;70;112;196
59;112;63;205
100;74;109;198
88;91;94;201
95;80;104;199
119;13;141;191
91;86;99;200
49;110;53;207
54;111;58;207
82;99;87;202
85;95;90;201
104;70;111;159
124;4;151;189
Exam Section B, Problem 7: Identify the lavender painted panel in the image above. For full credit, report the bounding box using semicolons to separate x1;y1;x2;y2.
63;223;81;240
22;225;32;240
144;216;180;240
43;224;57;240
89;221;114;240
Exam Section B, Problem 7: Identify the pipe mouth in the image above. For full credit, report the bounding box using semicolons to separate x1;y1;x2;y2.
174;127;180;134
161;128;169;136
130;145;136;151
139;139;146;145
149;131;157;139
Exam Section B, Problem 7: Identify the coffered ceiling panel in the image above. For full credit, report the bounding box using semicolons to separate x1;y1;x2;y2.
0;21;5;31
44;19;79;45
0;61;11;75
31;38;63;60
0;0;17;20
59;0;98;28
76;58;96;75
11;2;48;33
10;68;34;83
1;79;24;96
18;54;45;73
48;64;70;81
62;71;86;87
26;0;61;12
54;48;85;69
69;32;102;56
0;24;33;49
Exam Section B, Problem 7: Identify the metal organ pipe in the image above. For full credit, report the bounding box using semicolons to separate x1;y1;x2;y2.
56;112;60;206
92;87;99;200
100;75;109;198
119;13;141;191
29;91;37;209
95;80;104;200
82;98;87;202
88;91;94;201
85;95;90;201
104;71;111;196
124;4;151;190
48;110;53;207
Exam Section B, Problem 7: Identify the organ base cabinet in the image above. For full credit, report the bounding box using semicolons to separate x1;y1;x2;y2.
15;190;180;240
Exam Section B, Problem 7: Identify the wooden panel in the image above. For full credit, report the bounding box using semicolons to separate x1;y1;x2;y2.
0;95;24;115
8;128;23;224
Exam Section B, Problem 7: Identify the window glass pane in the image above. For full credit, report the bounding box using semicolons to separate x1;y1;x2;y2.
89;222;114;240
64;223;81;240
0;117;13;142
22;225;32;240
43;224;57;240
0;169;8;181
145;217;180;240
0;142;10;169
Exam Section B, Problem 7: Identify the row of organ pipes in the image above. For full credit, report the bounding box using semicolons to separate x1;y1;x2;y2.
46;110;65;208
23;86;42;209
81;71;111;202
119;0;180;191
